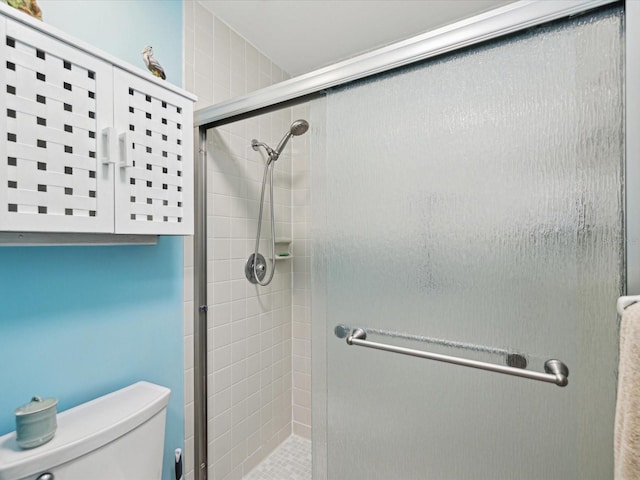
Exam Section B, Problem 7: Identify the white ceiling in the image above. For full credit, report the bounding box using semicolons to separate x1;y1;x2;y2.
199;0;515;76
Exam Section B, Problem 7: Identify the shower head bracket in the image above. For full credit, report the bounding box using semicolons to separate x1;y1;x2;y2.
251;139;275;158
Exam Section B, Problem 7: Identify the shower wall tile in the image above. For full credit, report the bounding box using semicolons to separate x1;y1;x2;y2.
205;113;295;479
182;170;196;480
184;264;194;300
291;104;312;439
184;301;194;337
185;435;195;480
213;18;231;66
186;3;308;478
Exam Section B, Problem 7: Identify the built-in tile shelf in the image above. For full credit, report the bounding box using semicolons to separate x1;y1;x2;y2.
275;238;292;260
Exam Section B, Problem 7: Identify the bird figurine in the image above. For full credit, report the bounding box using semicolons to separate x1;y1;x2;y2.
141;46;166;80
4;0;43;20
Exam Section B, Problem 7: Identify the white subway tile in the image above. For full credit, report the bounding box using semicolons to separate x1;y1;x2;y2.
231;380;248;409
184;400;194;440
194;2;212;32
246;334;260;357
231;279;246;301
245;314;260;337
213;344;231;372
184;301;194;337
213;24;230;67
231;359;247;385
232;401;248;429
214;387;232;417
212;281;231;306
213;80;231;104
194;46;214;79
194;73;213;108
231;443;247;474
292;405;311;426
293;422;312;439
214;193;234;217
230;217;246;239
184;334;194;370
183;266;194;302
213;367;232;394
293;388;311;408
230;259;246;280
184;435;195;479
230;28;245;59
212;302;231;326
231;339;247;364
229;241;245;263
231;317;247;341
228;300;244;323
213;324;231;349
184;367;194;405
211;238;230;260
183;235;194;268
212;260;231;283
258;52;271;75
213;436;232;474
291;339;305;357
214;408;232;437
210;215;231;238
292;354;306;374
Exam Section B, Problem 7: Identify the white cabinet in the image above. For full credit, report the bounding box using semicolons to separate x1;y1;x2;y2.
112;69;193;235
0;6;195;235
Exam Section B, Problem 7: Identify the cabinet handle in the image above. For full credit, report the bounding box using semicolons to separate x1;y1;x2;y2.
101;127;118;165
118;131;134;168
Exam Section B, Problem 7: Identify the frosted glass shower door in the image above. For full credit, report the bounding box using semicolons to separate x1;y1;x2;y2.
312;6;624;480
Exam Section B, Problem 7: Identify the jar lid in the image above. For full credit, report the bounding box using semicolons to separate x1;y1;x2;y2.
14;396;58;416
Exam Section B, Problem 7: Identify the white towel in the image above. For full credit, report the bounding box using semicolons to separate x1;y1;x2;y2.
615;301;640;479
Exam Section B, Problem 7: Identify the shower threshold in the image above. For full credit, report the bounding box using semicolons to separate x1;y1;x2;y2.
243;435;311;480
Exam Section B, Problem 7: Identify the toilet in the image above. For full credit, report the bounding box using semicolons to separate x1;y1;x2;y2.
0;381;170;480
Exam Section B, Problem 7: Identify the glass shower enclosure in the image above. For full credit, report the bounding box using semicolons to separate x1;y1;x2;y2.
311;5;624;480
193;2;632;479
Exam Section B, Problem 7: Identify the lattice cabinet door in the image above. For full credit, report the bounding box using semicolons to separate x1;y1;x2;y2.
112;68;193;235
0;17;115;232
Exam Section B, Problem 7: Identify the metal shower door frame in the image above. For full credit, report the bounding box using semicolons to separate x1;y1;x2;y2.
192;1;636;478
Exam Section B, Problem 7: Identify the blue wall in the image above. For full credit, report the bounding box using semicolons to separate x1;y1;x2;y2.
0;2;184;479
41;0;182;85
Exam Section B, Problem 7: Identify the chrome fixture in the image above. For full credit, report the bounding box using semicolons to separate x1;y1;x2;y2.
335;324;529;368
345;328;569;387
251;119;309;165
245;120;309;285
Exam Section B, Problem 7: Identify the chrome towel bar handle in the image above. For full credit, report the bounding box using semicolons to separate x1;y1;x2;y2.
346;328;569;387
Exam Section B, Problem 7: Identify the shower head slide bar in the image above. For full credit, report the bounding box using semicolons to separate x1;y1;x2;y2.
617;296;640;315
345;328;569;387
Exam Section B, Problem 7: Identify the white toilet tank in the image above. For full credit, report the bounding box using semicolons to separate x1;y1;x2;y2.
0;381;171;480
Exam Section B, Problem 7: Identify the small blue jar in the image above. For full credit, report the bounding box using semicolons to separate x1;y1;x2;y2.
14;396;58;449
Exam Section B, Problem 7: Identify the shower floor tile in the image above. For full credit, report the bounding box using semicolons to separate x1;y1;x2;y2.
244;435;311;480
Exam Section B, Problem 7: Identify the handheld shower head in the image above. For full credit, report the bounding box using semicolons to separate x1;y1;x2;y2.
245;118;309;286
251;119;309;164
274;119;310;158
289;119;310;136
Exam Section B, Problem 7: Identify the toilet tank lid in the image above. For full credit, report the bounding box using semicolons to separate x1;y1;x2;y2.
0;381;170;480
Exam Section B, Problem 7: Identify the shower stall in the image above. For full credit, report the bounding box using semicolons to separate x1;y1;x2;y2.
192;1;639;479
